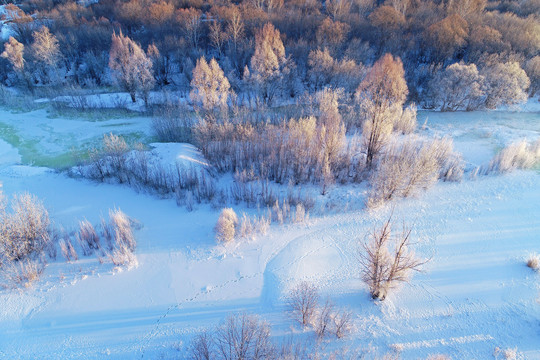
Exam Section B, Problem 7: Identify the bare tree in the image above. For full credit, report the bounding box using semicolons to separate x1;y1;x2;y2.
109;31;155;104
226;7;245;53
209;20;229;56
288;281;319;327
359;216;427;300
355;54;408;168
215;313;274;360
189;330;213;360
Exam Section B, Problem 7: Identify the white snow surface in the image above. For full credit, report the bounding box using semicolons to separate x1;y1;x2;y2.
0;105;539;359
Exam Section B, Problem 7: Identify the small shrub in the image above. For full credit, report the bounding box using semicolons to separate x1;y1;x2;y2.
0;192;51;262
59;236;78;262
393;103;417;135
288;281;319;327
103;209;137;268
108;209;136;251
238;212;271;240
1;258;45;289
494;347;519;360
76;219;100;256
333;308;353;338
108;244;138;268
315;298;334;339
215;208;238;243
485;139;540;174
293;204;306;223
526;253;540;271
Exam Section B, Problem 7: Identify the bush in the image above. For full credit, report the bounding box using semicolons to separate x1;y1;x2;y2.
215;208;238;243
1;257;45;289
393;104;417;134
367;137;463;208
333;308;353;339
526;253;540;271
314;298;334;339
359;216;426;300
59;235;78;263
485;139;540;174
238;212;271;240
0;192;51;262
103;209;137;268
288;281;319;327
76;219;100;256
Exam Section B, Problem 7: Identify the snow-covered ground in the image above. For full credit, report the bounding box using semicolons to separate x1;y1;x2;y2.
0;104;539;359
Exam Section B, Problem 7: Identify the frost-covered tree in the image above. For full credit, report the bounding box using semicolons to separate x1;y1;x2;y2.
482;61;530;109
31;26;60;84
525;56;540;96
109;31;155;104
2;37;25;73
250;22;288;105
32;26;60;68
318;87;345;167
424;14;469;64
190;57;233;112
355;53;408;167
429;63;484;111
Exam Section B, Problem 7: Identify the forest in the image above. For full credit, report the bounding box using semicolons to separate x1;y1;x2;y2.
0;0;537;111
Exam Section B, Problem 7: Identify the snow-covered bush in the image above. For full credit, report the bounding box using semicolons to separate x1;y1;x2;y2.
314;298;334;339
76;219;100;256
393;103;417;134
526;253;540;271
485;139;540;174
238;212;270;240
102;209;138;268
288;281;319;327
0;192;51;262
59;236;78;263
1;257;45;289
359;217;426;300
367;136;463;208
333;308;353;339
215;208;238;243
494;346;519;360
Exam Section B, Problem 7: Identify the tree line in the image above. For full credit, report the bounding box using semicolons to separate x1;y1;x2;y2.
0;0;538;109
